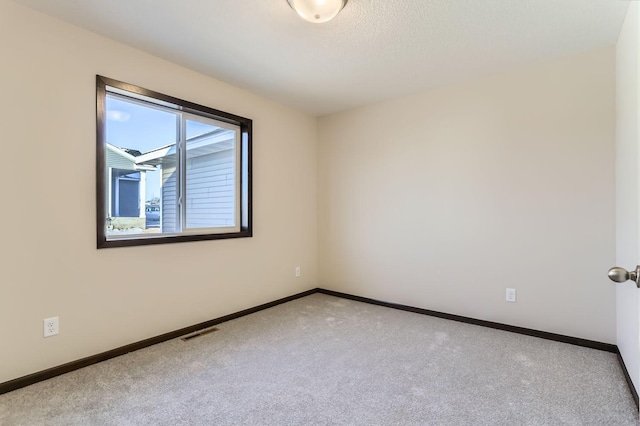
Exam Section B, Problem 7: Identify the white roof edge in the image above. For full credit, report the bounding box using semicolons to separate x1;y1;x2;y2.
135;131;235;164
106;143;138;162
135;145;175;163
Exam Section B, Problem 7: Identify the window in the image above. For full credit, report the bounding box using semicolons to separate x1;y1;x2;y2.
96;76;252;248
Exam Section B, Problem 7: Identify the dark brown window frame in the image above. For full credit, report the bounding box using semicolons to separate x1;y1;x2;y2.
96;76;252;249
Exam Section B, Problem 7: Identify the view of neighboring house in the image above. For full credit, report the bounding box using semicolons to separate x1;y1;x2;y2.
105;128;236;234
105;144;157;232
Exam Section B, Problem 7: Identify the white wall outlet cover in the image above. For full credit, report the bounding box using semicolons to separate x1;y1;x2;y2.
295;266;301;277
44;317;59;337
506;288;517;303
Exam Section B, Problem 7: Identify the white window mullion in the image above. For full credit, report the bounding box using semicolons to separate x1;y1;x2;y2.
235;130;241;228
178;113;187;232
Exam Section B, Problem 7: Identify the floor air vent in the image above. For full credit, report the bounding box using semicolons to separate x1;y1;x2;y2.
181;327;219;341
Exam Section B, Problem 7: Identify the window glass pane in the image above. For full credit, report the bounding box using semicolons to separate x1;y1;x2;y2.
105;93;178;238
185;118;238;229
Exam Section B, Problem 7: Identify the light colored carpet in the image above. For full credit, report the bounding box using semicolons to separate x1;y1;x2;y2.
0;293;637;425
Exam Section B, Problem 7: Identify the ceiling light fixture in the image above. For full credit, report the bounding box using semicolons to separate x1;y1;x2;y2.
287;0;348;23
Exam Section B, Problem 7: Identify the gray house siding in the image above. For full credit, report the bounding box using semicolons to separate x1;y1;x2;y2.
160;148;235;232
186;148;235;228
106;148;135;171
161;165;177;233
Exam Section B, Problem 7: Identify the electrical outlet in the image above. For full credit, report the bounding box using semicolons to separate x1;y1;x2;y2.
44;317;59;337
295;266;301;278
506;288;517;303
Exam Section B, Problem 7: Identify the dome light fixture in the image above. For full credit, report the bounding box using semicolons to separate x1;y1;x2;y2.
287;0;348;23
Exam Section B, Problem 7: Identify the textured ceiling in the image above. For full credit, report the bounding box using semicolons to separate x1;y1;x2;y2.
14;0;630;116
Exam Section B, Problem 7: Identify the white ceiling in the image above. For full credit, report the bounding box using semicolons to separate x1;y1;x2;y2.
15;0;629;116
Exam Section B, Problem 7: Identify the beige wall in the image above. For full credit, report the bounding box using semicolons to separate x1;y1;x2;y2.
319;48;616;343
0;0;317;383
615;2;640;392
